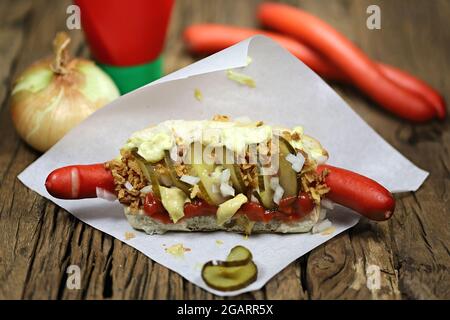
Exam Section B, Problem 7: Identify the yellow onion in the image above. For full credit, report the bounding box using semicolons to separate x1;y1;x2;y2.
10;32;119;152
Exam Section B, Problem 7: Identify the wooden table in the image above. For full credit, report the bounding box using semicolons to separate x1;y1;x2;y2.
0;0;448;300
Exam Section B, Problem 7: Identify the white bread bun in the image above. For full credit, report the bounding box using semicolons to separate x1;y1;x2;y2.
123;205;322;235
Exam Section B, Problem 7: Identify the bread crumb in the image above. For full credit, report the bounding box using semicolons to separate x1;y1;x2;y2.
174;164;188;177
212;114;230;122
124;231;136;240
215;240;224;246
165;243;191;258
291;132;301;141
282;130;292;141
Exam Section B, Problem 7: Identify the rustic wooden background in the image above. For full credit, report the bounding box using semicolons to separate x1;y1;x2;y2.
0;0;449;300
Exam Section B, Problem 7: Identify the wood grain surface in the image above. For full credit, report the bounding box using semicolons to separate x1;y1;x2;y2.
0;0;448;300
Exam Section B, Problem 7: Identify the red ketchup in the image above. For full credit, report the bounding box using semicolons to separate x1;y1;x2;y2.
272;192;315;222
238;202;271;223
184;200;218;218
143;192;315;224
143;193;171;224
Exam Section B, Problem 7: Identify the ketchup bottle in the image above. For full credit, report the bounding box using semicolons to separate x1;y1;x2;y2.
75;0;174;94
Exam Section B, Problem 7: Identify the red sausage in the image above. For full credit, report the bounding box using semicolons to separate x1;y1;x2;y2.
184;24;446;118
45;163;116;199
258;3;437;122
45;162;395;221
183;24;338;79
377;63;446;119
317;164;395;221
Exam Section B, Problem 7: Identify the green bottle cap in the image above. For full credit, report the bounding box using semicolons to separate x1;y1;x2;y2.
98;56;163;94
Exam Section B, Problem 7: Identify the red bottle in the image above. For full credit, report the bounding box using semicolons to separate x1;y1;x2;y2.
75;0;174;93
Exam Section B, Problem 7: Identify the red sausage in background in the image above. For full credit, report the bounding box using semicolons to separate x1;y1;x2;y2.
258;3;438;122
183;24;445;119
45;163;116;199
377;63;446;119
317;164;395;221
184;24;339;79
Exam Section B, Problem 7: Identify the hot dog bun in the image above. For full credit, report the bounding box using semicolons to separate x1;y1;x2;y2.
123;205;322;234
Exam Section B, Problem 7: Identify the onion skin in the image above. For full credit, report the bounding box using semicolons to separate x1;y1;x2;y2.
10;57;119;152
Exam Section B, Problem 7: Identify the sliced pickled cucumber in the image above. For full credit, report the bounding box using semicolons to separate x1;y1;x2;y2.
163;150;191;195
257;174;265;192
260;175;276;209
256;164;275;209
252;190;263;204
196;182;214;204
226;164;246;194
135;156;150;181
195;166;226;205
189;143;226;205
220;146;246;194
201;261;257;291
226;245;253;266
202;246;257;292
202;245;257;291
134;153;161;199
277;136;298;198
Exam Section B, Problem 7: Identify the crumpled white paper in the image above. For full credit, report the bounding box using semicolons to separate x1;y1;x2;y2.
18;36;428;296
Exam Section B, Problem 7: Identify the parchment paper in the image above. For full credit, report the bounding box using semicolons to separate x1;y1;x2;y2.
18;36;428;296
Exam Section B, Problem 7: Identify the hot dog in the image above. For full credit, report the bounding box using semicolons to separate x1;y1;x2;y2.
45;116;395;234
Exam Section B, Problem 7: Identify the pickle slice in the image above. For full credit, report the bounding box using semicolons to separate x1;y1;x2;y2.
189;143;226;205
226;164;246;194
226;245;253;266
194;166;226;205
134;153;161;199
277;136;298;198
257;174;265;192
201;261;257;292
220;146;246;194
256;164;275;209
201;246;257;291
163;150;191;195
252;190;264;205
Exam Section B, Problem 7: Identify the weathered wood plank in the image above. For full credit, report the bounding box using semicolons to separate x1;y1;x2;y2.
350;0;450;299
264;260;308;299
0;0;449;300
296;0;449;300
0;0;90;300
0;1;29;114
292;0;401;300
306;223;400;300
